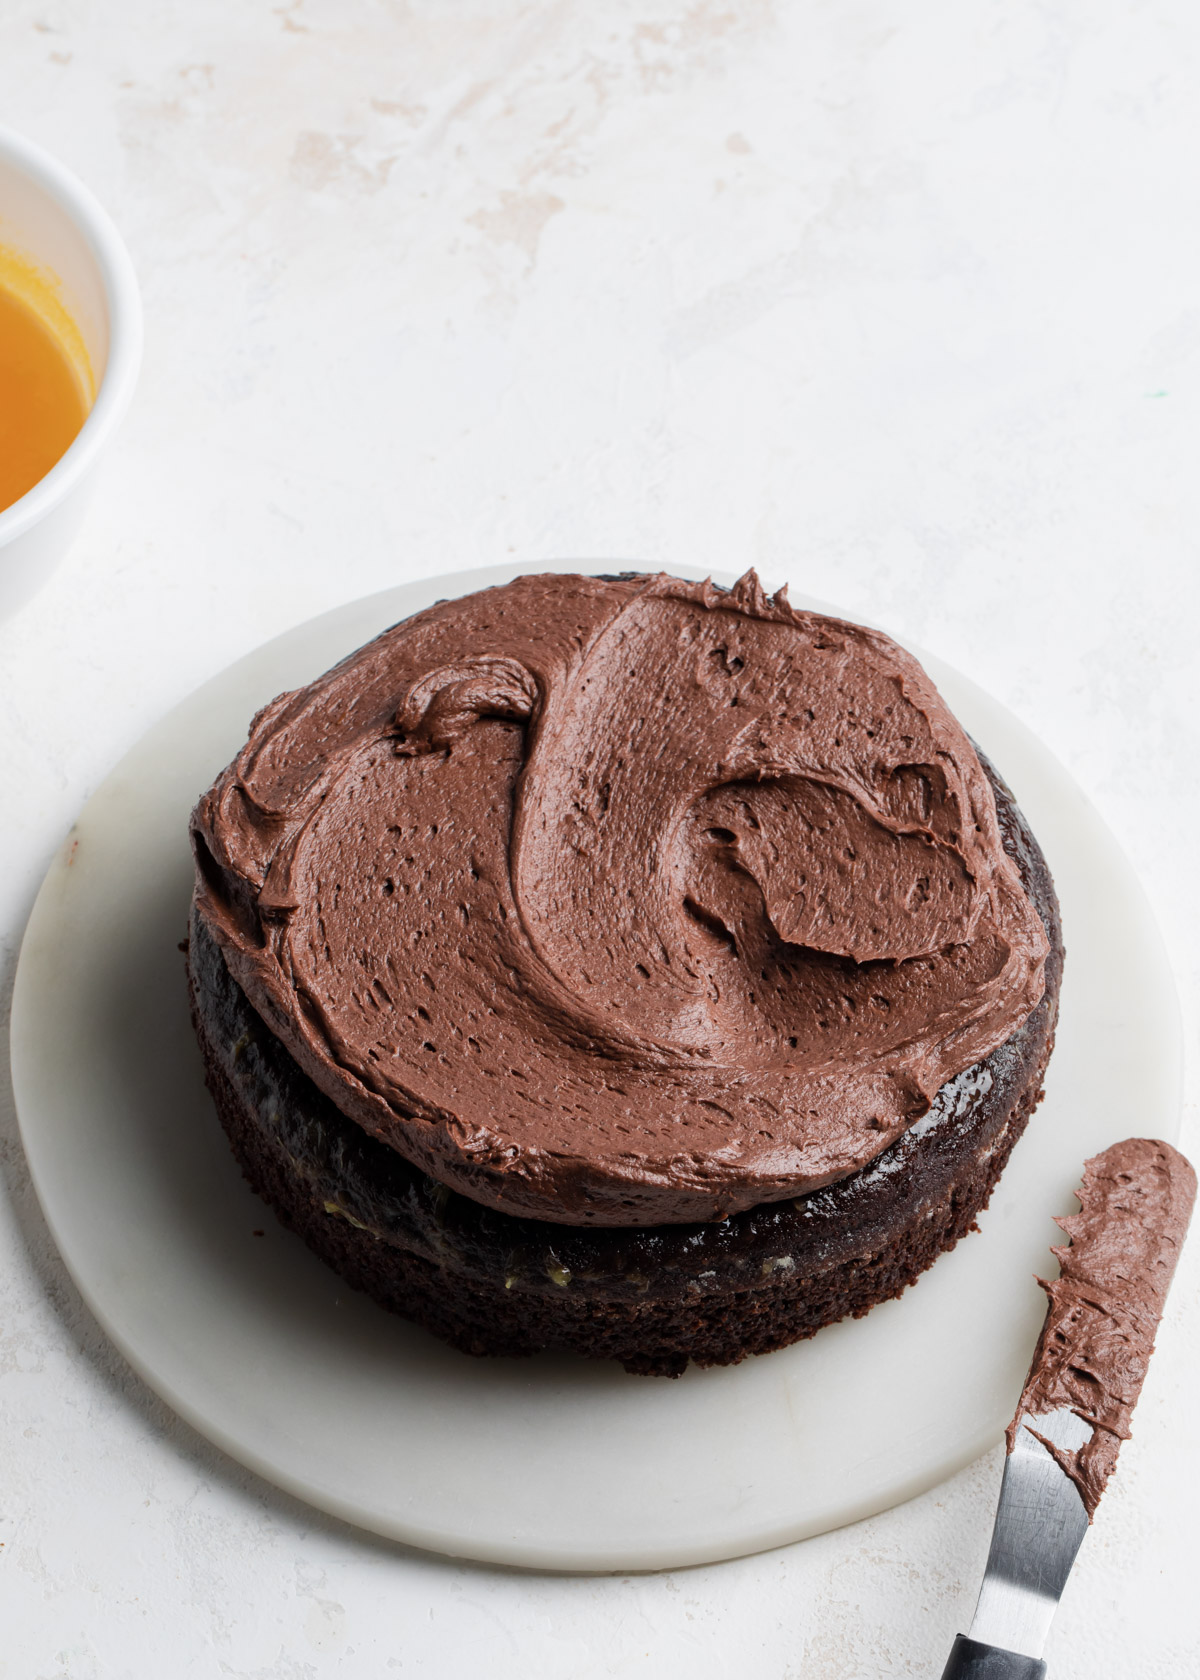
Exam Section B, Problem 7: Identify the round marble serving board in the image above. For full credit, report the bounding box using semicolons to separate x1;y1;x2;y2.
10;561;1181;1572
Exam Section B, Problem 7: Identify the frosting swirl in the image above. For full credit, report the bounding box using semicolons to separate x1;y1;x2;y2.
190;571;1050;1224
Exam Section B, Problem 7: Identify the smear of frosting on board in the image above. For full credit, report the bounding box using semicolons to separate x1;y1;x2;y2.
191;571;1050;1225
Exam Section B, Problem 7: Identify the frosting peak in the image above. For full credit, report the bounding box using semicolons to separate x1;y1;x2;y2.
191;571;1050;1224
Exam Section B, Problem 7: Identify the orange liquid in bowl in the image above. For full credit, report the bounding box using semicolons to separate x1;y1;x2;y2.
0;252;92;514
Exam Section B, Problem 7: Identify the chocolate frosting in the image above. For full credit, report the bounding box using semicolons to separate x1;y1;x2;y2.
190;571;1049;1225
1008;1138;1196;1518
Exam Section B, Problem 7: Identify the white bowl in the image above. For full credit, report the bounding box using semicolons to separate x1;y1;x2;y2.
0;125;142;620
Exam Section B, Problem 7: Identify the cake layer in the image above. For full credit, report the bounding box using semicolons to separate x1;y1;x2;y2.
187;754;1062;1374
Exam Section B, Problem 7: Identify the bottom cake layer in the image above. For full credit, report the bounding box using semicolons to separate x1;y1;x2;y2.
186;756;1062;1377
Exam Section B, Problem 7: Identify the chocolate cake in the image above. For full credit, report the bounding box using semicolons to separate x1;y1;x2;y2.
187;571;1062;1375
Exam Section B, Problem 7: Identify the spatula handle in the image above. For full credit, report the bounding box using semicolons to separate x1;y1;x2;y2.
940;1633;1047;1678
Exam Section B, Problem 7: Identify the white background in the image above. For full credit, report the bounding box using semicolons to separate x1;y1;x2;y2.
2;3;1198;1675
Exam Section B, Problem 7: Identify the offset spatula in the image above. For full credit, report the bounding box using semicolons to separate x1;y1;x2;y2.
940;1138;1195;1679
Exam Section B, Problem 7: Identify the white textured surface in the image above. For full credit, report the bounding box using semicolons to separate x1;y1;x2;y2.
1;3;1198;1674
